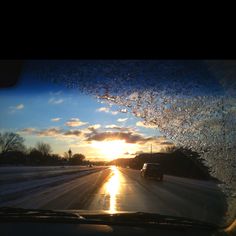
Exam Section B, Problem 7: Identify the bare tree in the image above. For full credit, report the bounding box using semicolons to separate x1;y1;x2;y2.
0;132;25;153
63;152;69;159
35;142;52;156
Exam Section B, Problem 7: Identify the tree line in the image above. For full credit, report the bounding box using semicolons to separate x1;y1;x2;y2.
0;132;87;166
109;147;214;180
0;132;214;180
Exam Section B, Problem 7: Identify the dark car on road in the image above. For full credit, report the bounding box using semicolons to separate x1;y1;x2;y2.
140;163;164;181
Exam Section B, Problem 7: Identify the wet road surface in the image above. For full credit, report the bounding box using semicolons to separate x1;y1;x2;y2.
0;166;226;224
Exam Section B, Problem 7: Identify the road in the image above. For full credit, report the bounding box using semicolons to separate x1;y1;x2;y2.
0;166;227;224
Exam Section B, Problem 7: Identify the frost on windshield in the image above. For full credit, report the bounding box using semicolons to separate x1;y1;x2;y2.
28;60;236;222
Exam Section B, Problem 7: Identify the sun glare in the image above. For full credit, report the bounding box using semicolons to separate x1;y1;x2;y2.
91;140;127;159
105;166;120;213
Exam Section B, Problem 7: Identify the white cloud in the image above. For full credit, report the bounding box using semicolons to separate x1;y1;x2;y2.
105;124;132;132
88;124;101;130
105;124;118;129
48;98;64;104
136;121;158;129
16;104;24;110
111;111;118;115
85;130;167;145
9;103;24;112
117;118;128;122
96;107;118;115
20;127;83;139
97;107;109;113
20;127;36;134
51;118;61;122
54;99;64;104
65;118;88;127
37;128;62;136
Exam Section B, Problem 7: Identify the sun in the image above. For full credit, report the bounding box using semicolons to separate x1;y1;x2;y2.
91;140;127;160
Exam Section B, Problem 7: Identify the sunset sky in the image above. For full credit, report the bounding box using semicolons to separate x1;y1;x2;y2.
0;69;173;161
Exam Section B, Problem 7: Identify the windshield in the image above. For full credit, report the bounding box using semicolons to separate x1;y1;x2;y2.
0;60;235;227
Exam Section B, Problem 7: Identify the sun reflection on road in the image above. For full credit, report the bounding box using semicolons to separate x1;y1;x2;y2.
105;166;120;213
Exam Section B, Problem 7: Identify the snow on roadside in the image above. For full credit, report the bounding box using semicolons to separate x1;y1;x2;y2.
0;167;106;204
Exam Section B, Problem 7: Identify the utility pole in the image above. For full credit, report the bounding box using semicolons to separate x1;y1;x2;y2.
150;144;152;157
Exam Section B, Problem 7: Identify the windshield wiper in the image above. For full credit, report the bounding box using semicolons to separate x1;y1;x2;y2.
0;207;83;221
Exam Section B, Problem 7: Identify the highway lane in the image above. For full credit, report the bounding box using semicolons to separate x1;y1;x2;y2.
0;166;102;184
0;167;110;208
88;167;226;224
0;166;227;225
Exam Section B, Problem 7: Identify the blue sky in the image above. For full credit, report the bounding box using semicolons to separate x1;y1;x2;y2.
0;60;231;160
0;68;166;160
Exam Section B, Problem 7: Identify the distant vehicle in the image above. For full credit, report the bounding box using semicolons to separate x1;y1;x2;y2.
140;163;163;181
